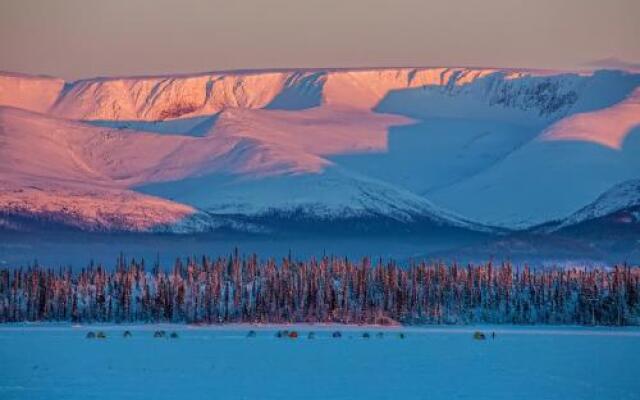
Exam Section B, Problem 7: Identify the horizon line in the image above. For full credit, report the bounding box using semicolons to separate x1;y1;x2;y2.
0;64;612;84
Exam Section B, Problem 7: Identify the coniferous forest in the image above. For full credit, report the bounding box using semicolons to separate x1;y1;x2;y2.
1;253;639;326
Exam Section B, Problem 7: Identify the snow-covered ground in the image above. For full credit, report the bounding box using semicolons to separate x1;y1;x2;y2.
0;325;638;400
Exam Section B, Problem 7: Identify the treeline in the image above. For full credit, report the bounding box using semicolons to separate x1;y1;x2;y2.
1;253;639;326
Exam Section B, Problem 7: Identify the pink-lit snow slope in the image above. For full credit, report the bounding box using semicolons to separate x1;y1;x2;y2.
0;67;639;231
541;87;640;150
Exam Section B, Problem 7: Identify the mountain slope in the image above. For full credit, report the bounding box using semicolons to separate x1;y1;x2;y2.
429;85;640;228
137;166;477;228
553;179;640;231
0;72;64;113
1;67;639;235
0;106;477;233
44;67;592;121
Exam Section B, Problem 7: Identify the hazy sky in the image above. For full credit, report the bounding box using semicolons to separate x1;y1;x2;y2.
1;0;639;80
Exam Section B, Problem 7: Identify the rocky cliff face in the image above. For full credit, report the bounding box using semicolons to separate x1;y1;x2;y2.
0;67;599;121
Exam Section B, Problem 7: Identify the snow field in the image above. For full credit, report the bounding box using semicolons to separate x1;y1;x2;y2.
0;325;638;400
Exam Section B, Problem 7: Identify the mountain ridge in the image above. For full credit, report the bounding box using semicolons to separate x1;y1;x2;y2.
0;67;597;120
1;66;639;236
0;106;481;234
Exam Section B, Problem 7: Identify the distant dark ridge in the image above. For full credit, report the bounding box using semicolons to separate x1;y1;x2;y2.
1;253;638;326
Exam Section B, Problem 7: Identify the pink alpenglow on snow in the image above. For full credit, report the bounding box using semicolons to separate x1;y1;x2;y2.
0;183;198;232
0;72;64;113
0;67;639;232
540;88;640;150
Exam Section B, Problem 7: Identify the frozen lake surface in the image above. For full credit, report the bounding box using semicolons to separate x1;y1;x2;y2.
1;325;639;400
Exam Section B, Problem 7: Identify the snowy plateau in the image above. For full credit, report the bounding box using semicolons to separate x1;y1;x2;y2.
0;67;639;263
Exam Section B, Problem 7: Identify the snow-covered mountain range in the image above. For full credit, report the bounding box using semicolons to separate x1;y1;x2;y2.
1;67;639;236
547;178;640;233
